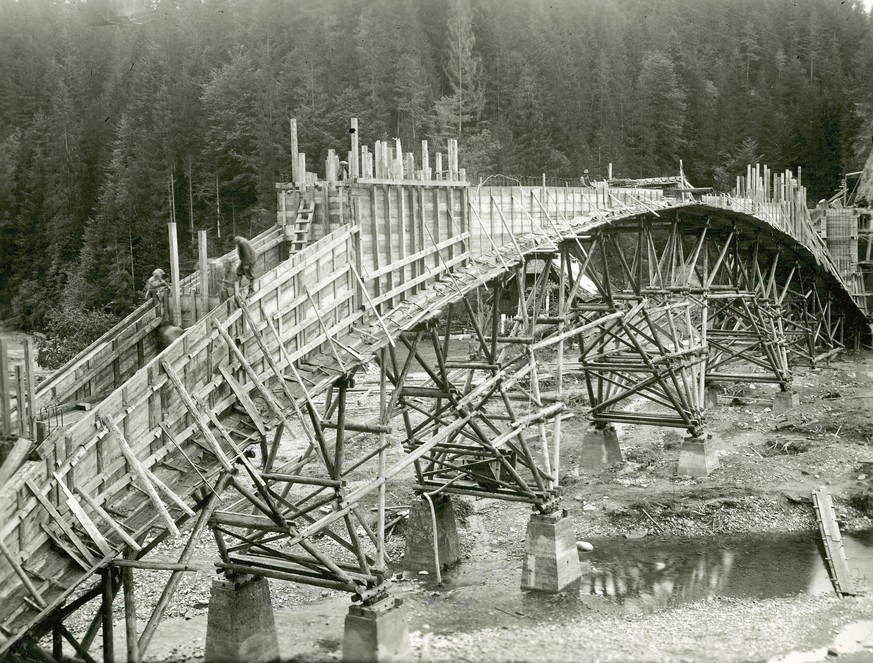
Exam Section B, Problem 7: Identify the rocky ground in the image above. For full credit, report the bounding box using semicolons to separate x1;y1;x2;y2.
43;350;873;662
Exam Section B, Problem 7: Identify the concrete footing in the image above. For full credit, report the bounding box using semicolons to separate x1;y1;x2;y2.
342;597;412;663
204;575;279;663
677;434;719;477
579;426;621;469
403;495;461;572
521;511;582;593
704;386;720;408
773;391;800;413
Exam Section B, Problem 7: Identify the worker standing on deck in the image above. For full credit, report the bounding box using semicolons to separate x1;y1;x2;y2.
232;235;257;297
142;268;169;303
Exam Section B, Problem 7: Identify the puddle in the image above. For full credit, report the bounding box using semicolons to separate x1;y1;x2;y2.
582;530;873;609
401;529;873;633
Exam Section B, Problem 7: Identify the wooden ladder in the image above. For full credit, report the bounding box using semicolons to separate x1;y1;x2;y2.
289;201;315;254
812;486;857;596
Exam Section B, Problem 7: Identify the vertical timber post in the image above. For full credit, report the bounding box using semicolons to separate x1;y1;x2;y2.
198;230;209;321
123;551;140;663
23;339;37;440
102;567;115;663
350;118;359;181
15;366;25;438
168;222;182;327
290;118;299;188
0;338;11;435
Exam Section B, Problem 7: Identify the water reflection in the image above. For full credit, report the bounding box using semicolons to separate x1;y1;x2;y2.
582;530;873;611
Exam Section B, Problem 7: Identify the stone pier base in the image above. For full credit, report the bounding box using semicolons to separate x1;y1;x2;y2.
204;575;279;663
521;511;582;593
403;495;461;572
773;391;800;413
677;434;719;477
579;426;621;469
342;597;411;663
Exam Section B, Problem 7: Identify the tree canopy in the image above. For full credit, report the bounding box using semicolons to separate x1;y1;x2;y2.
0;0;871;330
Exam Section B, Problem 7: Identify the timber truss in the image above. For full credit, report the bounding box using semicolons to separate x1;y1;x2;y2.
8;201;868;663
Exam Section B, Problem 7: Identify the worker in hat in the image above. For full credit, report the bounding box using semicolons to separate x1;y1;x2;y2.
143;268;170;303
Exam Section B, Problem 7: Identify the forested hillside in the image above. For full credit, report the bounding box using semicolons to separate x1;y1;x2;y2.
1;0;871;332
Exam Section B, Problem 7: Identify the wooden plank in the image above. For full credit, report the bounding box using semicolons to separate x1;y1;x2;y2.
25;480;95;565
74;488;141;552
51;473;113;556
0;438;33;488
0;537;46;608
39;522;90;571
218;365;267;437
160;361;234;473
143;467;196;518
812;487;857;596
99;415;180;538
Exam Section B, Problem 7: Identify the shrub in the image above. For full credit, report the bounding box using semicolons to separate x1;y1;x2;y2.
36;306;119;370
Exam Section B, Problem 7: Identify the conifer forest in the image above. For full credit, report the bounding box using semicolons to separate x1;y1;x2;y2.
1;0;872;346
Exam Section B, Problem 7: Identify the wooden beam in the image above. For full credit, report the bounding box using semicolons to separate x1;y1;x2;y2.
26;479;96;564
218;365;267;437
0;338;10;434
99;415;180;538
0;537;46;608
160;361;235;473
75;487;142;552
168;222;182;327
198;230;209;320
52;472;113;556
122;550;139;663
23;339;37;440
101;567;114;663
138;472;232;653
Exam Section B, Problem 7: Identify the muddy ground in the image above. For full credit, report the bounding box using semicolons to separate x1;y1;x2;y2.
42;349;873;662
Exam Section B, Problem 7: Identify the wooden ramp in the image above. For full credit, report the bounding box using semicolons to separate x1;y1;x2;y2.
812;487;858;596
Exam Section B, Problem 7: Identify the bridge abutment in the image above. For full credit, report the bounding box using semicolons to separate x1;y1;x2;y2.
342;597;411;663
204;575;279;663
579;425;622;470
403;495;461;572
677;434;719;477
521;510;582;593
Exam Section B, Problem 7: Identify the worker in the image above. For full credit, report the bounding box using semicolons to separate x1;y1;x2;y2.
232;235;257;297
580;169;591;187
143;268;169;303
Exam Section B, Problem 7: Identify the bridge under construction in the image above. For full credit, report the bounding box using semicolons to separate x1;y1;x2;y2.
0;119;869;662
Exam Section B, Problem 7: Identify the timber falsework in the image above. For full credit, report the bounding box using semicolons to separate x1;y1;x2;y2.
0;122;868;662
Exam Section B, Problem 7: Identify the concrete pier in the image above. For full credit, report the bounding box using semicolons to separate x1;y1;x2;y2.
403;495;461;572
342;597;411;663
677;434;719;477
579;426;621;469
204;575;279;663
520;510;582;593
773;390;800;413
